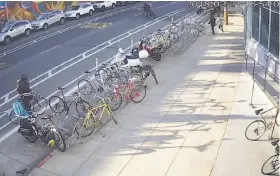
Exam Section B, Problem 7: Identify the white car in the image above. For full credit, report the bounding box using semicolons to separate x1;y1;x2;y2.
93;1;117;11
31;10;65;30
0;20;32;45
65;3;94;20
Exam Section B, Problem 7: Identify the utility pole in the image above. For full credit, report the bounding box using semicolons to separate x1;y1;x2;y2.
224;2;228;25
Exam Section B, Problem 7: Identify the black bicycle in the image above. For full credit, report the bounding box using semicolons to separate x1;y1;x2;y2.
261;139;279;175
48;87;90;117
131;65;158;85
17;114;66;152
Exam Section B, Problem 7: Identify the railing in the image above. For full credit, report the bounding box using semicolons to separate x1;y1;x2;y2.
245;53;279;107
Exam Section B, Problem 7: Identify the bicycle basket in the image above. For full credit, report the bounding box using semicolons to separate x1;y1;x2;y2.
13;100;28;117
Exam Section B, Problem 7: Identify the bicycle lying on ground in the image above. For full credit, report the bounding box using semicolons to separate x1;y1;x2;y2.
261;139;279;175
245;106;279;141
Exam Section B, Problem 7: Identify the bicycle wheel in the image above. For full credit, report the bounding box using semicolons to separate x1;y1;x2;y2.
192;28;199;36
245;120;267;141
130;74;147;103
261;154;279;175
74;114;95;137
200;25;206;34
52;130;66;152
169;33;179;43
9;109;21;124
106;92;122;111
49;96;66;114
151;68;158;84
24;123;39;143
76;100;91;118
78;79;93;95
32;96;48;115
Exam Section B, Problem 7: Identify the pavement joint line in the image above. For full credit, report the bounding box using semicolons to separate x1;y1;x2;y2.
0;8;185;109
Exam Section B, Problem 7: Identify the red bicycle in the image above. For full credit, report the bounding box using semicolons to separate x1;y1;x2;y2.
112;74;146;104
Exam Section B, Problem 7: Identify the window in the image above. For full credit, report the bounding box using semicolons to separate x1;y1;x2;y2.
260;7;269;49
269;12;279;58
252;5;260;41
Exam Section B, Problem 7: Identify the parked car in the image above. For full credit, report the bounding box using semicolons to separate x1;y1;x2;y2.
65;3;95;20
92;1;117;11
116;1;136;7
31;10;65;30
0;20;32;45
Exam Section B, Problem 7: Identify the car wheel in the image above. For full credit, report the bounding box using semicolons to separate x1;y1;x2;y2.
25;29;31;37
89;9;93;16
60;18;65;25
76;13;80;20
43;23;48;30
4;36;11;45
112;3;116;9
102;5;105;11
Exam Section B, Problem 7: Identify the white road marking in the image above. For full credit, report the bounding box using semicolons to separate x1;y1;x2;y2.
40;45;59;55
0;4;144;60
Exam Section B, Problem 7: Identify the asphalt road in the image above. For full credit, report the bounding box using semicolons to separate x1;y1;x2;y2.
0;2;198;175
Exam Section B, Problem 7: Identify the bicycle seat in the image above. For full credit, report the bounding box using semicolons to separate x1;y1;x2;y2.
57;86;65;90
16;168;27;174
271;140;279;146
85;70;91;74
254;108;264;115
41;114;53;120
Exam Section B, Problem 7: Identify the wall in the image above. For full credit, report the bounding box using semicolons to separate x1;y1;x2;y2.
0;1;92;21
245;4;279;79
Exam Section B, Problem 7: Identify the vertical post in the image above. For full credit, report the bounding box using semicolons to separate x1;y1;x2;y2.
245;53;248;71
130;36;133;49
273;60;277;82
224;3;228;25
171;17;174;24
263;55;269;91
95;57;99;69
118;41;121;48
5;2;8;21
249;60;256;106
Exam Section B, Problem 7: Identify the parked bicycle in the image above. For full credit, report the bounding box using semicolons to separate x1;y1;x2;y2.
48;87;90;116
245;106;279;141
261;139;279;175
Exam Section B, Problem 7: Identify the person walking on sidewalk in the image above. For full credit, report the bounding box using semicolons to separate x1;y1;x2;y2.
208;14;216;35
216;15;224;32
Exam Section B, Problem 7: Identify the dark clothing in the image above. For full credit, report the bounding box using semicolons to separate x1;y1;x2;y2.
196;7;203;15
143;3;155;18
208;16;216;35
17;80;32;112
218;24;224;32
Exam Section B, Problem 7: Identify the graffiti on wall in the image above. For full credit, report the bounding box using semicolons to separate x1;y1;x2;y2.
0;1;90;21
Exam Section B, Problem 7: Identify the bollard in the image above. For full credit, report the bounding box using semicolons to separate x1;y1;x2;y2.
224;3;229;25
130;37;134;49
171;17;174;24
95;57;99;69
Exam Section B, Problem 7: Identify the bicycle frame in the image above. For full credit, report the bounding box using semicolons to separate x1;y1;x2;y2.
84;102;112;128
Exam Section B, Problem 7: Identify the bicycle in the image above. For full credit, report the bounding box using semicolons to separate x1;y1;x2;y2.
261;139;279;175
9;91;48;124
245;106;279;141
74;95;118;137
48;87;90;117
192;22;206;36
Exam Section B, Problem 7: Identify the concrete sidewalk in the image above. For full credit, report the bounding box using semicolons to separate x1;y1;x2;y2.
29;13;278;176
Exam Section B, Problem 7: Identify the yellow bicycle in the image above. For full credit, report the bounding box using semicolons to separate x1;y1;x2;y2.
75;96;118;137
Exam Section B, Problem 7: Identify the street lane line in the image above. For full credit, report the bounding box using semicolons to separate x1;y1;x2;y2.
0;4;144;60
0;12;192;143
40;45;59;55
